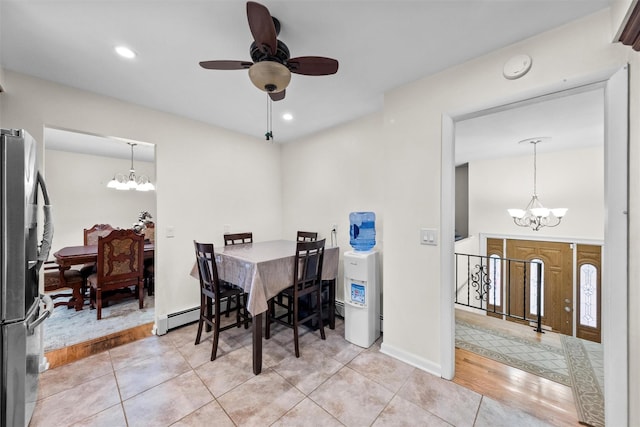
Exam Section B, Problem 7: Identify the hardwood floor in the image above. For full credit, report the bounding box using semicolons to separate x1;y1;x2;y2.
453;309;581;426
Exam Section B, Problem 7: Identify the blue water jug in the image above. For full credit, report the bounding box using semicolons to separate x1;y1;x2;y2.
349;211;376;251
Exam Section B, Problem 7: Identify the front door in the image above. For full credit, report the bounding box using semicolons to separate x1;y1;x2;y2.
506;239;573;335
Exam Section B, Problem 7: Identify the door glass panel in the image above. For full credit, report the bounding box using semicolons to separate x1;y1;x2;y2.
579;263;598;327
488;254;501;306
529;258;544;315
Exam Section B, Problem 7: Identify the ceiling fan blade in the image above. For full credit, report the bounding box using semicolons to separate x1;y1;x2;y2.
269;90;285;101
247;1;277;56
199;60;253;70
288;56;339;76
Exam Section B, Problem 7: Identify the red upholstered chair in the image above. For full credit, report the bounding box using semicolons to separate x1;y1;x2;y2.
43;261;84;309
80;224;116;301
87;229;144;320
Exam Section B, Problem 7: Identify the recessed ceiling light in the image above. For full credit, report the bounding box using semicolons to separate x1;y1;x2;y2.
115;46;136;59
282;113;293;121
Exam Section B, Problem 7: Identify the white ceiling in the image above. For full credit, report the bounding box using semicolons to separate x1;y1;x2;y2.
1;0;611;153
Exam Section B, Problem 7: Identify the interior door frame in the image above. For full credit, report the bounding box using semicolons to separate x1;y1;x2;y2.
440;66;628;426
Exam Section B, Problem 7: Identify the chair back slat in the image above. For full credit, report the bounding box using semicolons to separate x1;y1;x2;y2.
224;232;253;246
296;231;318;242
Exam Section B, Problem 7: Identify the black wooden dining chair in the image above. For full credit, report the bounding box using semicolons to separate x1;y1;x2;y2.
220;232;253;317
296;231;318;242
265;238;326;357
193;241;250;361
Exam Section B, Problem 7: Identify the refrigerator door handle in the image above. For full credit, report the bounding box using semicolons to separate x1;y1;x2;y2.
36;171;54;270
27;294;54;334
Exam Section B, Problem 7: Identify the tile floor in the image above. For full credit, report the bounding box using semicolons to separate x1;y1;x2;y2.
31;318;554;427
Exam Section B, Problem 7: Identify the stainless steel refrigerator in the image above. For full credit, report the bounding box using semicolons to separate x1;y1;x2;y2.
1;129;54;427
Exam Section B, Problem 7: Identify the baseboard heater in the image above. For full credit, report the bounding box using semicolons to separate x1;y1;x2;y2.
167;306;200;330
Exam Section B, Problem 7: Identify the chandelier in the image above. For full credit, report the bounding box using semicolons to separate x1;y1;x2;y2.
106;143;155;192
507;138;567;231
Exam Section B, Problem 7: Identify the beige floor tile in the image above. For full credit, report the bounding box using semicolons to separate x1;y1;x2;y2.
217;368;305;426
115;347;191;400
397;369;481;427
194;347;255;397
109;335;176;370
30;373;120;427
347;345;415;393
70;403;127;427
272;350;343;395
177;331;244;369
309;366;393;427
271;398;344;427
171;400;235;426
123;370;213;427
308;328;365;365
165;322;200;348
371;395;452;426
38;351;113;399
474;396;553;427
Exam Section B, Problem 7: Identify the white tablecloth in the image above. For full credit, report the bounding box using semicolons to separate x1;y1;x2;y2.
191;240;339;316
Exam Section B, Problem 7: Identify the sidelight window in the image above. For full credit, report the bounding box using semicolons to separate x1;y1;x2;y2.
529;259;544;316
488;254;501;306
579;264;598;328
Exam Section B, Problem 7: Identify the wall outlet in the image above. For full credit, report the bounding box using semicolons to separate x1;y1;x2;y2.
224;224;231;234
332;223;338;232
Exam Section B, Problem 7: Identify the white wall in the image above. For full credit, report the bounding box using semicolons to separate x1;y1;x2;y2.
280;112;384;301
469;147;604;242
279;9;639;424
44;149;156;253
0;71;283;327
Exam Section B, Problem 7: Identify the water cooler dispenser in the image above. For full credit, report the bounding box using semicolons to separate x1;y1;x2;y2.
344;211;380;348
344;250;380;347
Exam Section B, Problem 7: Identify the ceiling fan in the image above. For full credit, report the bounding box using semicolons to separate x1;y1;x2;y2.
199;1;339;101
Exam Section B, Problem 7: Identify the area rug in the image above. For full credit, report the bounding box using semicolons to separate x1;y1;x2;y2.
561;335;604;427
455;319;604;427
43;293;155;352
455;319;571;386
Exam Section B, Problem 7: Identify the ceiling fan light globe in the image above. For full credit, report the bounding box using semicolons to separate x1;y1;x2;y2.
248;61;291;93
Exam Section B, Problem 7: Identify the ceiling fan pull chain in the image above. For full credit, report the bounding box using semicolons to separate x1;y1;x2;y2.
265;94;274;141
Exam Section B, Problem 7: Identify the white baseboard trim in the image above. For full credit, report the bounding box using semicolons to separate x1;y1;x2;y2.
156;307;200;335
380;341;442;377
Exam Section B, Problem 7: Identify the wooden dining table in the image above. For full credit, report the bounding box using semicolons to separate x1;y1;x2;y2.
190;240;340;374
52;242;155;311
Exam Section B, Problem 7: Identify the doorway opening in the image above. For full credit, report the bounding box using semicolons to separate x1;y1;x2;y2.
42;127;157;365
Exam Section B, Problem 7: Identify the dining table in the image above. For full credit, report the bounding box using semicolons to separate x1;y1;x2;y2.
190;239;340;374
52;242;155;311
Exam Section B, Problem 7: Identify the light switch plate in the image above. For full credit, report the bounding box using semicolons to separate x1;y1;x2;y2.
420;228;438;246
166;225;175;238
